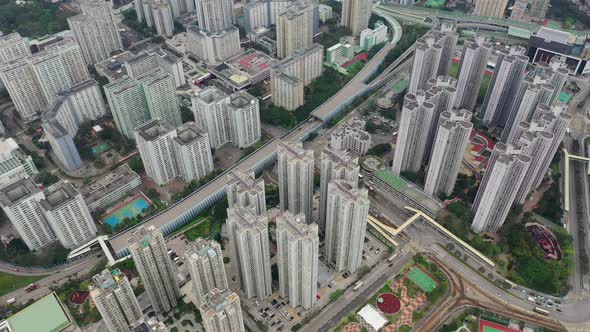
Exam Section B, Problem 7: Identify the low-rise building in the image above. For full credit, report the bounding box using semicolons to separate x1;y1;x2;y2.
330;118;371;156
80;164;142;213
357;304;387;332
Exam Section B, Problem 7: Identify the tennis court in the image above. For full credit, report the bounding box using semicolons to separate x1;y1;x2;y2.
406;264;439;292
102;193;152;230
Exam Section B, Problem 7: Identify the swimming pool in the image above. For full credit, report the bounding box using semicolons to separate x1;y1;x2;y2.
102;194;152;230
91;143;110;155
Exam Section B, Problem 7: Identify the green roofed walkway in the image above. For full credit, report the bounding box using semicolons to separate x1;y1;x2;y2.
6;292;72;332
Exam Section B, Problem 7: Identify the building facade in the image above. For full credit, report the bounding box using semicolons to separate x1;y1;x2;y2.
226;168;266;216
200;289;245;332
185;238;229;305
227;91;261;148
276;2;314;59
172;122;214;183
135;119;179;185
341;0;371;36
277;142;314;222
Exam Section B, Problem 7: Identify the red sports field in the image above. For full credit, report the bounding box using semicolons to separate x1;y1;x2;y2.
479;319;520;332
376;293;401;314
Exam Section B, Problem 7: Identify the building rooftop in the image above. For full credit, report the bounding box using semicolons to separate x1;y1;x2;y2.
276;210;318;239
39;181;79;211
92;268;125;290
5;292;71;332
374;169;443;215
357;304;387;332
0;178;40;206
535;27;575;45
79;164;140;206
185;237;221;260
196;86;229;104
174;122;207;145
135;119;175;142
95;51;133;82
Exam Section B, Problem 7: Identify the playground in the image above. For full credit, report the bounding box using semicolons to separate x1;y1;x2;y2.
101;193;152;230
376;293;402;315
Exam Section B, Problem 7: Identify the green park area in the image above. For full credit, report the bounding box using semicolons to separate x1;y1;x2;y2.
425;0;446;8
0;272;45;297
406;265;439;292
0;0;72;38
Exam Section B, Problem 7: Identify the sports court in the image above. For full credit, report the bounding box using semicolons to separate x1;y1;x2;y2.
102;193;152;230
478;319;520;332
558;91;574;104
405;264;439;292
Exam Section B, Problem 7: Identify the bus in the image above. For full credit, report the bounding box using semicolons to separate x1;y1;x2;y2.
388;253;398;262
353;281;364;291
534;307;549;316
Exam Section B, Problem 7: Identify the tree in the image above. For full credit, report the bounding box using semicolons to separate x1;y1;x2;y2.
366;143;391;156
128;156;144;174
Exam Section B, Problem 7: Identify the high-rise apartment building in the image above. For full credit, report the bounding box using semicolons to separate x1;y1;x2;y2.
511;104;571;204
319;147;359;233
0;178;54;251
39;181;97;249
128;226;180;313
135;119;179;185
471;143;531;233
227;91;261;148
150;3;175;38
68;0;123;65
408;27;458;94
481;47;528;128
424;109;473;197
186;25;241;64
269;70;304;110
0;39;90;122
172;122;214;183
341;0;371;37
226;168;266;216
276;211;319;309
423;76;457;159
227;207;272;300
89;268;143;332
137;68;182;128
200;289;245;332
474;0;508;17
0;32;31;63
126;49;186;88
276;2;314;58
104;77;150;139
43;121;82;171
185;238;229;305
0;138;38;190
191;86;231;148
195;0;235;33
529;0;550;19
502;72;555;143
277;142;314;221
391;91;436;175
324;180;369;273
454;38;492;111
244;1;269;32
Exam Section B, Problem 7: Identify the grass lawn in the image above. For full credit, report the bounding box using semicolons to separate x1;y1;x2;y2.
449;62;459;78
0;272;45;297
183;217;214;241
479;73;492;98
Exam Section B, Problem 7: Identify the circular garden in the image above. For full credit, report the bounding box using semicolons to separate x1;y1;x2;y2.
376;293;401;315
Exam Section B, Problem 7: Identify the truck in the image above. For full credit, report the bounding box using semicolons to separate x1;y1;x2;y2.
353;281;364;291
6;298;15;304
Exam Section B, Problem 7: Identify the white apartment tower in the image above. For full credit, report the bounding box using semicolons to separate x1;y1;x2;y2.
276;211;319;309
319;147;359;233
89;268;143;332
227;91;261;148
128;226;180;313
104;76;151;139
135;120;179;185
68;0;123;65
186;25;241;64
0;138;39;190
0;32;31;63
324;180;370;273
424;76;457;159
172;122;214;183
276;2;314;59
0;178;54;251
185;238;229;305
195;0;235;33
227;207;272;300
391;91;436;175
191;86;231;149
471;143;531;233
200;289;245;332
137;68;182;128
425;109;473;197
329;118;372;156
341;0;372;37
454;38;492;111
151;3;175;38
39;181;97;249
270;70;304;111
226;168;266;216
481;47;529;128
277;142;314;221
